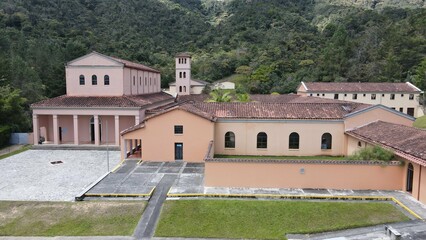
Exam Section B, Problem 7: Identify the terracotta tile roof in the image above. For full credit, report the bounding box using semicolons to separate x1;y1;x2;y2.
346;121;426;164
31;92;174;109
190;102;367;120
109;56;160;73
303;82;421;93
177;94;370;106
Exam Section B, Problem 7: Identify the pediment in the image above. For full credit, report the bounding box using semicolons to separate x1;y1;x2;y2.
67;52;123;67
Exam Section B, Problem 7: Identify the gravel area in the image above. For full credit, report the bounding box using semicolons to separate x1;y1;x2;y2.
0;150;120;201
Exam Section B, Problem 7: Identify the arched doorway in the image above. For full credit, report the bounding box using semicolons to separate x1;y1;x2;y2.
90;117;102;143
407;163;414;193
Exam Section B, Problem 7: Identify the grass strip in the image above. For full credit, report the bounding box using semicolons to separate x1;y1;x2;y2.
155;199;409;239
414;115;426;129
0;145;31;160
0;201;145;236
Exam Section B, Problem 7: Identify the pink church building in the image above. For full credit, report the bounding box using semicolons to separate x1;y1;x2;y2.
31;52;174;147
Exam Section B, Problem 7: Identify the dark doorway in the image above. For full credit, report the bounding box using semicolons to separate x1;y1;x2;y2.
407;163;414;192
90;117;102;143
175;143;183;160
59;127;62;142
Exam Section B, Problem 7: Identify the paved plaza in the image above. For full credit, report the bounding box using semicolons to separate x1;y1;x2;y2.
0;149;120;201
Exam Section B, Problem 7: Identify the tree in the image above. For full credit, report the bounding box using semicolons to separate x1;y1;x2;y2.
207;89;232;102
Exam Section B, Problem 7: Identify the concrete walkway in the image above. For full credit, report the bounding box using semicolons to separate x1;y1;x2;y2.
133;174;178;239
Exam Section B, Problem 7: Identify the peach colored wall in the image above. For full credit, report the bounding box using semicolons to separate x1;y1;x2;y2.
58;115;74;143
66;66;124;96
346;136;372;156
122;109;214;162
205;161;404;190
38;115;50;141
409;163;426;203
78;115;92;143
214;120;345;156
119;116;135;133
344;107;414;130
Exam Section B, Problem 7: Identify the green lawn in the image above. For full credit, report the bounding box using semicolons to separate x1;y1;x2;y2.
214;154;346;160
155;200;409;239
0;201;145;236
414;115;426;129
0;145;31;160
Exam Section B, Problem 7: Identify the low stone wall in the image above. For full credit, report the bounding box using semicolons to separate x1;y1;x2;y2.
205;158;404;190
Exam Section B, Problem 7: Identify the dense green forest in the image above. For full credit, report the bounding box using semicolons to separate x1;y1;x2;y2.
0;0;426;140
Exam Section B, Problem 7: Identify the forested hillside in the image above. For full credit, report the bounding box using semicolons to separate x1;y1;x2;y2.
0;0;425;137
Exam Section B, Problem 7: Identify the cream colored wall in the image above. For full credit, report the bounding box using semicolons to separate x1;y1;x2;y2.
122;109;214;162
214;120;345;156
306;92;422;117
205;161;404;190
123;68;131;95
191;86;204;94
344;107;414;130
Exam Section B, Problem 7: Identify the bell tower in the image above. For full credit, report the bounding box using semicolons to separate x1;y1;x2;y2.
175;53;191;95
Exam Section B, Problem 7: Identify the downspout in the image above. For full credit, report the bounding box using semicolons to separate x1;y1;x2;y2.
417;166;422;201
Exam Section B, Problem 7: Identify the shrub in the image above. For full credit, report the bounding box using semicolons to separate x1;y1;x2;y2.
0;125;11;148
349;146;394;161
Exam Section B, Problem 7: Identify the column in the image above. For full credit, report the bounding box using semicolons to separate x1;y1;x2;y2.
94;115;100;146
73;115;79;145
53;115;59;145
115;115;120;146
135;115;140;125
123;139;128;158
33;114;39;145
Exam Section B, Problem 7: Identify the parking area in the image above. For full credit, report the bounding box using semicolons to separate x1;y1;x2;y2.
85;161;205;197
0;149;120;201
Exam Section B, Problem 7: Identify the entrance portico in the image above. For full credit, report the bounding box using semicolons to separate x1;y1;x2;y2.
32;109;142;147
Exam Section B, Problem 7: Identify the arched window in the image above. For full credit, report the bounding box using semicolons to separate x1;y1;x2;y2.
133;76;136;85
257;132;267;149
178;58;181;64
225;132;235;148
179;86;182;92
104;75;110;85
79;75;85;85
184;58;187;64
183;86;186;92
407;163;414;192
179;72;182;78
183;72;186;78
289;132;299;149
321;133;332;149
92;75;97;85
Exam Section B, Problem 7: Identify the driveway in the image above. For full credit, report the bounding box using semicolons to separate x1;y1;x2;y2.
0;149;120;201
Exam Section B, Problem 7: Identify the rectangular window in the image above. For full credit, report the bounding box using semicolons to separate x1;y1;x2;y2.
390;94;395;100
382;94;385;97
401;94;404;97
363;94;366;97
174;125;183;134
407;108;415;116
409;94;414;100
399;107;403;112
344;94;347;97
317;94;320;96
391;107;396;110
334;94;338;100
352;94;357;100
371;94;376;100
